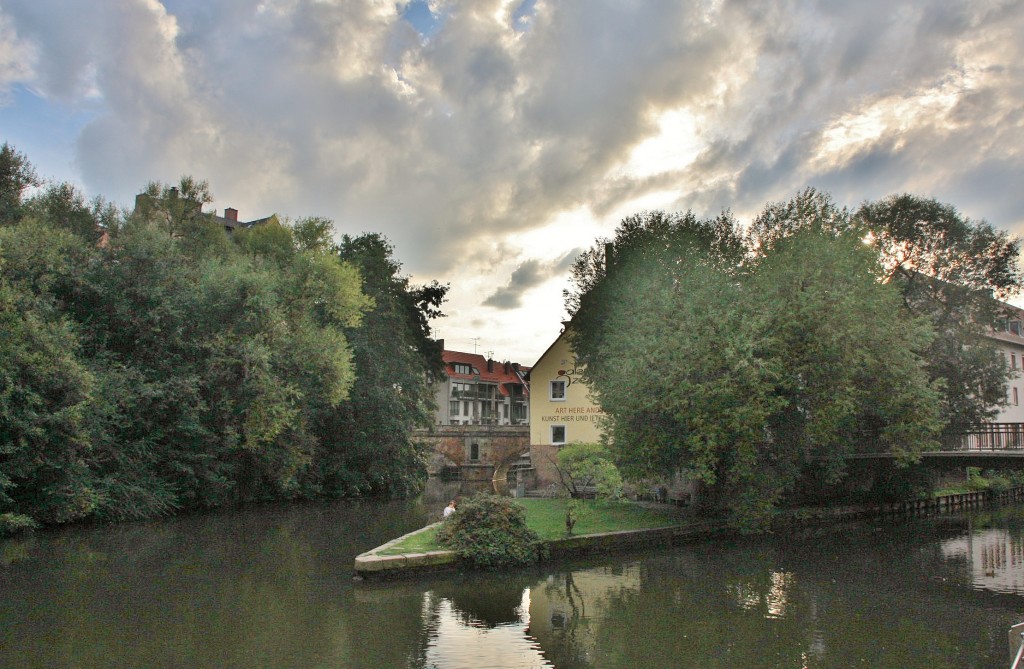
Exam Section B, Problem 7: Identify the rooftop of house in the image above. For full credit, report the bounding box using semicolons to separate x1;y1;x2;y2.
133;192;274;231
212;207;276;231
990;301;1024;346
442;350;530;397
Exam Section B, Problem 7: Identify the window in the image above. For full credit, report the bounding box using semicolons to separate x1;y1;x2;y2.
449;400;459;416
1015;387;1019;406
1013;353;1018;371
453;363;472;375
551;425;566;445
550;380;566;401
470;443;480;461
1012;321;1022;336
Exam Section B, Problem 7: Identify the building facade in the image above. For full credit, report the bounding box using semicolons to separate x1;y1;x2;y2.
988;306;1024;424
527;325;607;487
433;350;530;427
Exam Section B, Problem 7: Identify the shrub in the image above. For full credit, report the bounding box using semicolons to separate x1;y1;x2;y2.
435;494;539;569
0;513;38;536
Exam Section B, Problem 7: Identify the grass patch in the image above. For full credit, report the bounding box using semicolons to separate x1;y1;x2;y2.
378;525;441;555
377;499;684;555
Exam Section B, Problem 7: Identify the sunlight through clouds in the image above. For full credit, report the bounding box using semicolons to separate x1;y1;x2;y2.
615;108;704;179
0;0;1021;362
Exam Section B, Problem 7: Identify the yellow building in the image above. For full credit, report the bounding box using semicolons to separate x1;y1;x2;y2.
527;325;607;488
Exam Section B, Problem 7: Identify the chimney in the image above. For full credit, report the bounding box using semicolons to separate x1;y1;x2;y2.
225;207;238;222
487;359;494;373
504;361;510;375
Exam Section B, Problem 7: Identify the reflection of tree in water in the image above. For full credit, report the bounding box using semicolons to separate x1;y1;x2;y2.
411;573;556;669
540;571;592;668
428;573;535;628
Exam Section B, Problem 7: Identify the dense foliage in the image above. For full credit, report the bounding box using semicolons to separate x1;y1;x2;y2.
0;146;446;534
552;442;624;533
436;494;539;569
553;442;623;500
565;189;1012;529
756;189;1022;433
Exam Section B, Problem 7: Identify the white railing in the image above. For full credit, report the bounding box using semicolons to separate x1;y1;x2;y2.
1009;623;1024;669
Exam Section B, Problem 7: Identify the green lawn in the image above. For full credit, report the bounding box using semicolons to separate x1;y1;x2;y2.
377;498;684;555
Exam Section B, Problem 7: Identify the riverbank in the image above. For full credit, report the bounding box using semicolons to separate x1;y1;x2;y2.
353;486;1024;579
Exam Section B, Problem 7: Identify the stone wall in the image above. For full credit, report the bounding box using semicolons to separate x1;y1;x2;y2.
414;425;529;475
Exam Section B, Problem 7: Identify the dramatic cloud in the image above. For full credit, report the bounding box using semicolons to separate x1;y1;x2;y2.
0;0;1021;361
484;249;578;310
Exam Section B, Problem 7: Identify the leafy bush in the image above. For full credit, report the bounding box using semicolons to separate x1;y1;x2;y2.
0;513;38;536
435;494;539;569
554;442;624;499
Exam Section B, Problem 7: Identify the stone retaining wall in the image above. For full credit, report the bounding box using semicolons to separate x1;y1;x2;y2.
353;486;1024;580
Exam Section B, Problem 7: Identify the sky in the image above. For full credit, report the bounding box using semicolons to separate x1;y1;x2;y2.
1;0;1022;364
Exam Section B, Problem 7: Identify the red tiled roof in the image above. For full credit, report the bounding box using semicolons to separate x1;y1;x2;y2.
442;350;530;396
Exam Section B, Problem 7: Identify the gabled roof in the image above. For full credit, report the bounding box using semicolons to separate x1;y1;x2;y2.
989;301;1024;346
526;323;570;381
442;350;530;397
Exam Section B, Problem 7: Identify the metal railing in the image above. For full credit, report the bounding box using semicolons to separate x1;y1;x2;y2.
1009;624;1024;669
943;424;1024;451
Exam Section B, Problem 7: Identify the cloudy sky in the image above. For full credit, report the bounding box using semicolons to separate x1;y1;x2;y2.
1;0;1022;363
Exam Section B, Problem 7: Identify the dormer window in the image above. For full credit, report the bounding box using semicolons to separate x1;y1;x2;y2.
453;363;472;375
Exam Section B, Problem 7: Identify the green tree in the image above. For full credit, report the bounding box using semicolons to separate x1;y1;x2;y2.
552;442;624;533
309;233;447;497
23;182;112;245
854;194;1021;432
553;442;624;499
0;142;40;227
750;226;942;507
568;202;943;528
0;258;97;527
750;189;1022;434
128;177;234;259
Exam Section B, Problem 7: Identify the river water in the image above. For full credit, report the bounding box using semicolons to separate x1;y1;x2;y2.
2;497;1024;669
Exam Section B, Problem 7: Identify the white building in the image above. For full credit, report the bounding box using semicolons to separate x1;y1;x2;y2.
989;307;1024;423
432;349;530;426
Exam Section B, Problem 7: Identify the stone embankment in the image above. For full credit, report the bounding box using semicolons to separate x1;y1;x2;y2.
353;518;729;580
353;486;1024;580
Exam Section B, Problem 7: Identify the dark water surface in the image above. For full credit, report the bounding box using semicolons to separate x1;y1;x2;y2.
3;498;1024;668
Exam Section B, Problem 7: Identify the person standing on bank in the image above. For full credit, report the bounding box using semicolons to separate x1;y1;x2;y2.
443;500;457;519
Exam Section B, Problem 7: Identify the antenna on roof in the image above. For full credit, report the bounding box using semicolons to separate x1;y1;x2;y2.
485;350;494;360
470;337;480;353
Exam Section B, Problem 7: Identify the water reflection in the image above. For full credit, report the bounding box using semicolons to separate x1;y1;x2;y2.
940;526;1024;594
728;570;798;618
5;502;1024;668
421;590;550;669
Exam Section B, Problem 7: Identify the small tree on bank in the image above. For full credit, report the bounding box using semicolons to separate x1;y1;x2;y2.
551;442;624;534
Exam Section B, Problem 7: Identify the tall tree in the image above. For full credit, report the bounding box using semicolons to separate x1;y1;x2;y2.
24;182;112;245
0;143;40;227
568;204;942;528
313;233;447;497
750;189;1023;433
854;194;1022;431
0;241;97;527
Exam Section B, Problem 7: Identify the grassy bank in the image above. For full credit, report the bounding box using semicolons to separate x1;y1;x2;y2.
378;498;685;556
